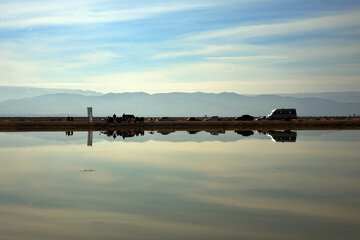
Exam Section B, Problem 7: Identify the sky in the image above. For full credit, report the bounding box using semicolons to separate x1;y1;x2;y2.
0;0;359;94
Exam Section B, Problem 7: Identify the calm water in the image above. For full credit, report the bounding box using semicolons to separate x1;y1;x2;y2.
0;130;359;240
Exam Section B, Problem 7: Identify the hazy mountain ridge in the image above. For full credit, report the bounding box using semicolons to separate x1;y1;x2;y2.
1;86;359;103
0;92;358;117
279;92;360;103
0;86;102;102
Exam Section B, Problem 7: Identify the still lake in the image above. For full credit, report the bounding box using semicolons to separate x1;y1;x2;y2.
0;130;359;240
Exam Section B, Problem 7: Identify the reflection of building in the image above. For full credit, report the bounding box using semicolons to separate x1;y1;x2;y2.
266;130;297;142
101;130;144;139
234;130;254;137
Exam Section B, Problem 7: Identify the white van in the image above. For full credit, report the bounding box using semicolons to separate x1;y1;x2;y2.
266;108;297;120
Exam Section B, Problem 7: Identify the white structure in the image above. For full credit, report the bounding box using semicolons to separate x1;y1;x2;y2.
87;107;93;123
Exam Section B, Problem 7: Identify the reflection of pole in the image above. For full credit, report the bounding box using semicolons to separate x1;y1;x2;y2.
87;131;93;146
87;107;93;123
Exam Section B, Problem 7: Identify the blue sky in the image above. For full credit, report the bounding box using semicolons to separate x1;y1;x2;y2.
0;0;359;93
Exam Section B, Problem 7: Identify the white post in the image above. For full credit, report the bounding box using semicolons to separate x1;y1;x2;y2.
87;107;93;123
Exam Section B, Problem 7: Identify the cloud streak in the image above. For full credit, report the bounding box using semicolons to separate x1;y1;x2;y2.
205;56;289;61
187;10;360;41
58;51;121;70
0;1;213;28
0;0;359;93
152;45;239;59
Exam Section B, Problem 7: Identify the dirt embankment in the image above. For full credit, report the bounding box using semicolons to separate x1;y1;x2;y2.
0;117;359;132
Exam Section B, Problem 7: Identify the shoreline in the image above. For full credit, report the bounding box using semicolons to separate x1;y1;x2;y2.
0;117;359;132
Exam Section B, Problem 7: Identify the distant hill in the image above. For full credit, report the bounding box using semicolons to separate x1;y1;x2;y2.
0;92;358;117
1;86;359;104
279;92;360;103
0;86;102;102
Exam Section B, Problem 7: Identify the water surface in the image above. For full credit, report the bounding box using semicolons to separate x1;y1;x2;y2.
0;130;359;239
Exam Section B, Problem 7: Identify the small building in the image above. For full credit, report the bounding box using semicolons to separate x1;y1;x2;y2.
122;113;135;121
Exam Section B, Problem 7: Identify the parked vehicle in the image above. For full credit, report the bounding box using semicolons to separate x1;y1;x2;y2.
187;117;200;121
255;116;266;121
157;117;174;121
266;108;297;120
204;116;222;121
236;115;254;121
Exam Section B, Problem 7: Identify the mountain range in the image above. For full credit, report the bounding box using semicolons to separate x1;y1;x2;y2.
0;86;101;102
0;86;359;117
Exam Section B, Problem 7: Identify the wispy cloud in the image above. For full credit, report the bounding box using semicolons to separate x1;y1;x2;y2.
187;10;360;41
0;1;214;28
58;51;121;70
79;62;299;93
205;56;289;61
1;0;359;93
0;49;44;84
152;45;239;59
80;59;360;93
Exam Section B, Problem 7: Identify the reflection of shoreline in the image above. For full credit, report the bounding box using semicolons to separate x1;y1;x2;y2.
2;130;360;148
1;118;360;132
99;130;298;143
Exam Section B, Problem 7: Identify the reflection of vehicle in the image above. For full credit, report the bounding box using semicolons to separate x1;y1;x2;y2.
204;116;222;121
187;117;200;121
157;117;174;121
266;108;297;120
157;131;175;135
266;130;297;142
236;115;254;121
187;131;200;134
234;130;254;136
206;130;226;135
